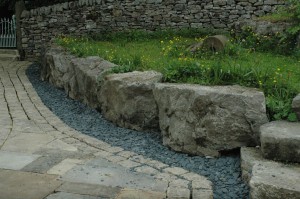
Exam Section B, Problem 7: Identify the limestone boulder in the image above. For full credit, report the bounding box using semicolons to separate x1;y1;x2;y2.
260;121;300;163
292;94;300;120
202;35;229;51
42;46;115;109
153;83;268;157
41;46;74;89
69;56;115;108
99;71;163;131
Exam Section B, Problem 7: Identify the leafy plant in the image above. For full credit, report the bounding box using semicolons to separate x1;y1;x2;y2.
233;26;296;56
266;89;298;122
250;0;300;57
111;64;137;74
285;0;300;35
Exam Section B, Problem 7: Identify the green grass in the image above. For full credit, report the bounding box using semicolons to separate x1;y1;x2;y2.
258;12;293;23
56;32;300;121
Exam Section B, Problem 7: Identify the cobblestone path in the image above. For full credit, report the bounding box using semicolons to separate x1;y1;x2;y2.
0;60;213;199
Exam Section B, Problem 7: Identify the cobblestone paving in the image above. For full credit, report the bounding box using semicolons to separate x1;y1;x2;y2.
0;60;213;198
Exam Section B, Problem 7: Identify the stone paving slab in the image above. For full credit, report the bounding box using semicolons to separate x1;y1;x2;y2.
56;182;121;198
11;119;42;134
47;158;83;175
45;192;104;199
44;139;78;152
62;157;168;193
33;148;93;160
1;133;55;153
0;169;61;199
0;151;40;170
21;154;66;174
116;189;166;199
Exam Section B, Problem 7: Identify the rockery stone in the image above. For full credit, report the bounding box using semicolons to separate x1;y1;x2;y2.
41;46;115;109
99;71;163;131
153;83;268;157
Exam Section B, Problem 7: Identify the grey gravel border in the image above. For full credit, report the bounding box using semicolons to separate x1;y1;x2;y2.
26;63;249;199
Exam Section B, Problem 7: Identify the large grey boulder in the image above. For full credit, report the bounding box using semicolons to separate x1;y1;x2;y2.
41;46;74;89
69;56;115;108
99;71;163;131
153;83;268;157
260;121;300;163
292;94;300;120
250;162;300;199
42;46;115;109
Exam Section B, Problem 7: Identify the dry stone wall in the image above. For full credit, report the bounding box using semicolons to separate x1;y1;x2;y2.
20;0;285;59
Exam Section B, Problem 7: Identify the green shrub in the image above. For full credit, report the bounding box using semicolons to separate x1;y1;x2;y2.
248;0;300;56
233;26;297;56
285;0;300;35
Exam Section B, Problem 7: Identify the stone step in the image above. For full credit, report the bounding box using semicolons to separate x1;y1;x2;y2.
241;147;300;199
0;49;19;55
260;121;300;163
0;53;20;61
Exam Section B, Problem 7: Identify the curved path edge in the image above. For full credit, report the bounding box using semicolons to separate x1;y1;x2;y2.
0;60;213;199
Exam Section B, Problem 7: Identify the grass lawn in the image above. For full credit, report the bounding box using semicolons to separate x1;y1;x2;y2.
56;32;300;121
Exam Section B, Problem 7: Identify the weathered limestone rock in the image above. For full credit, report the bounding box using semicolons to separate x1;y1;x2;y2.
42;46;115;109
41;46;73;89
250;162;300;199
153;83;268;157
202;35;229;51
99;71;163;131
187;35;229;53
241;147;300;199
69;56;115;108
260;121;300;163
292;94;300;120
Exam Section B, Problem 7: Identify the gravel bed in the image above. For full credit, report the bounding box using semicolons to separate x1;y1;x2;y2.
26;63;249;199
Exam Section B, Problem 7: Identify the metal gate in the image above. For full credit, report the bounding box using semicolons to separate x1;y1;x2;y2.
0;15;16;48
